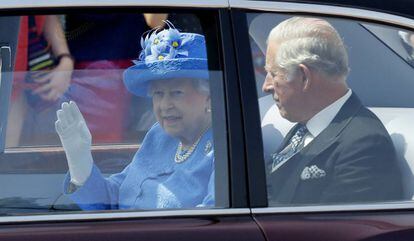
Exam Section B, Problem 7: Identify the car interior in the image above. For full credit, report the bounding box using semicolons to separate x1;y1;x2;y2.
261;97;414;200
0;11;230;215
251;13;414;200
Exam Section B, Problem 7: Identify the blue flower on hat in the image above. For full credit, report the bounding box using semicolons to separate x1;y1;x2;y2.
124;21;209;97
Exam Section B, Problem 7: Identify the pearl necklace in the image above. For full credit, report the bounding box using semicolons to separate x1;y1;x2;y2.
175;127;210;163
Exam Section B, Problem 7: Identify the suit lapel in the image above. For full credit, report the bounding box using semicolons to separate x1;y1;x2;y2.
276;93;363;203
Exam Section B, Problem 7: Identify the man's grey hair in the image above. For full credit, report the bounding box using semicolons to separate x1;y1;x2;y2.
268;17;349;80
148;78;210;96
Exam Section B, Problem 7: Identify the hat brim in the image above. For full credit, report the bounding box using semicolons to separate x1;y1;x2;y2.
123;58;209;97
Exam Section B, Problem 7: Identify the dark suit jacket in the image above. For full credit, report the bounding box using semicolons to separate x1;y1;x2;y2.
268;93;403;205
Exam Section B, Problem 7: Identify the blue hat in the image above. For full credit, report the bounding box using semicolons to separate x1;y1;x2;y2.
123;23;208;97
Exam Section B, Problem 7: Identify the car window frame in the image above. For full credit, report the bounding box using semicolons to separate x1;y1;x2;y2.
0;5;249;223
231;0;414;213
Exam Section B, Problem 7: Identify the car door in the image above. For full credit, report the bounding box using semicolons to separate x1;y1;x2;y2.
0;1;265;241
232;0;414;240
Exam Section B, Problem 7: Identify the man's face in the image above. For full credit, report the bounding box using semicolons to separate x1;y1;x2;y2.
263;41;307;122
151;79;210;144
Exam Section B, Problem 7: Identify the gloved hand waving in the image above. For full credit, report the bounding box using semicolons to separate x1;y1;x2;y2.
55;101;93;186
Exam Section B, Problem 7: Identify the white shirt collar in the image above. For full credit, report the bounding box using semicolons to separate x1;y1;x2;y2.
305;89;352;138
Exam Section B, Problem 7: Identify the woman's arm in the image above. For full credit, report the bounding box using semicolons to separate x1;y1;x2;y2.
199;170;215;207
33;15;74;101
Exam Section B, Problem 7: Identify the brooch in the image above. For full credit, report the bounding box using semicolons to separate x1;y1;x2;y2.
204;141;212;154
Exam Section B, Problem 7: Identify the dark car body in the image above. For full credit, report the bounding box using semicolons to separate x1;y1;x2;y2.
0;0;414;240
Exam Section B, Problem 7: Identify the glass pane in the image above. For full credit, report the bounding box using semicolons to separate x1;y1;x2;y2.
0;11;228;216
247;13;414;206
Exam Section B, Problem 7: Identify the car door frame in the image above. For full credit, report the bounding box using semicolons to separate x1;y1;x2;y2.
0;2;266;241
231;0;414;240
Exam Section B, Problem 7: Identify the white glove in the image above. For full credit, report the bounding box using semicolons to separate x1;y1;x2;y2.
55;101;93;186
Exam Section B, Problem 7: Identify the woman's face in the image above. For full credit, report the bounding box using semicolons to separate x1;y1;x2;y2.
151;79;211;145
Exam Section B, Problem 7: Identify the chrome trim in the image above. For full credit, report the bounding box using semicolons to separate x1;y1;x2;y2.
0;46;11;68
231;0;414;216
230;0;414;29
0;46;11;94
5;144;140;154
252;201;414;214
0;208;250;223
0;0;228;9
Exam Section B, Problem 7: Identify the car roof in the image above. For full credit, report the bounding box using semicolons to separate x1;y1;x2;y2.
0;0;228;9
3;0;414;21
243;0;414;19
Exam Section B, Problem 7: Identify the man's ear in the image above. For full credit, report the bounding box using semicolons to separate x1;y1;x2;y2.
298;64;312;91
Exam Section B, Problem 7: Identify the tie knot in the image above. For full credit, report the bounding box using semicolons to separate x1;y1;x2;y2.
270;124;308;172
296;124;308;138
290;124;308;151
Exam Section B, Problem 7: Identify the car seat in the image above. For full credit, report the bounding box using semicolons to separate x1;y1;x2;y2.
261;97;414;200
372;108;414;199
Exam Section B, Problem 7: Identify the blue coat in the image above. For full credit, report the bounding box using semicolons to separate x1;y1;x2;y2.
63;123;215;210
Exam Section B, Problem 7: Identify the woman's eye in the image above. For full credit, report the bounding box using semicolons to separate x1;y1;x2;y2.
171;90;184;97
152;91;163;97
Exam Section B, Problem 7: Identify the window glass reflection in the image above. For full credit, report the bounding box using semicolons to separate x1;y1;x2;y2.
248;13;414;206
1;12;227;216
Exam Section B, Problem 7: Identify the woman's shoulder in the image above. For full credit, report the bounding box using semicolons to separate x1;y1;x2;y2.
144;123;172;140
137;123;178;152
130;123;177;170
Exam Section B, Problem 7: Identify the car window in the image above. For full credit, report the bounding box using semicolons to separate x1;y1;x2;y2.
247;13;414;206
0;10;228;216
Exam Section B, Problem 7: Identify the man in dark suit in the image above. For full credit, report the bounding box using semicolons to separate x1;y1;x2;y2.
263;17;403;205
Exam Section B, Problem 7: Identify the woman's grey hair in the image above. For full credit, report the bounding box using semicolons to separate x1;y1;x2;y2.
191;78;210;95
148;78;210;96
268;17;349;80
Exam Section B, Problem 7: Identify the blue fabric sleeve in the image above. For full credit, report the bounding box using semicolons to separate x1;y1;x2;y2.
63;164;131;210
199;169;215;207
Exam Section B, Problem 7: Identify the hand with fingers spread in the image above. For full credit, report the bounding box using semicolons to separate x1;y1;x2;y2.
33;57;74;101
32;15;74;101
55;101;93;186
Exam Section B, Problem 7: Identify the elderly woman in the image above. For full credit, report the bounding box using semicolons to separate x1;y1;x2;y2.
55;25;214;210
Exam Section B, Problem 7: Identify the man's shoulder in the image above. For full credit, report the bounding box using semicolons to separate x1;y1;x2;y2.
339;105;394;149
352;105;388;133
338;93;388;135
